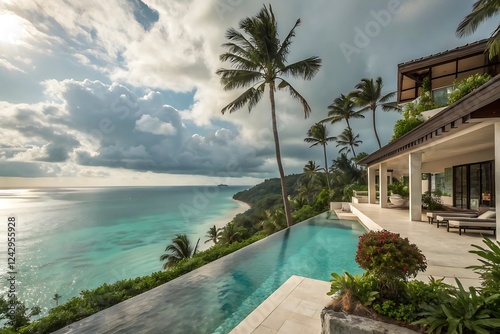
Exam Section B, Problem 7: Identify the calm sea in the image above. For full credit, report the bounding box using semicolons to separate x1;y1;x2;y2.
0;186;249;313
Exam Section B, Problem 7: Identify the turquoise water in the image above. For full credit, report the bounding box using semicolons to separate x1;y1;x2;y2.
0;186;249;312
53;212;365;334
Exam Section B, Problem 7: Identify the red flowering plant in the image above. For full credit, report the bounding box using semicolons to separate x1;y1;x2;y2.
355;230;427;298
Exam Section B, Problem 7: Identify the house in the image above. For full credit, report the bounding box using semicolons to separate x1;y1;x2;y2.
358;39;500;241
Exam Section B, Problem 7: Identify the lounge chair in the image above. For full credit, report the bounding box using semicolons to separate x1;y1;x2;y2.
434;209;496;228
426;211;477;226
446;218;496;236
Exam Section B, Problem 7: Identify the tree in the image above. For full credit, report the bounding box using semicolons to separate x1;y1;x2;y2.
218;221;244;244
304;123;336;192
352;77;398;149
205;225;221;244
160;234;200;270
456;0;500;59
53;293;62;306
260;209;287;235
335;127;362;158
303;160;320;178
216;4;322;227
0;295;41;329
323;93;364;131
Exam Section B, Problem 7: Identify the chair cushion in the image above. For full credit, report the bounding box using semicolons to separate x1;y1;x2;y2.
477;210;496;219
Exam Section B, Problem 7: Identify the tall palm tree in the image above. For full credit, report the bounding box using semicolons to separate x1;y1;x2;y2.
352;77;398;149
336;127;362;158
205;225;221;244
53;293;61;306
303;160;320;178
456;0;500;59
216;5;322;228
323;93;364;131
304;123;336;192
160;234;200;270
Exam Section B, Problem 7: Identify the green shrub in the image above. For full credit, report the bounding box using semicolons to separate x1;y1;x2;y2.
388;181;409;198
422;190;444;211
327;272;378;312
448;73;491;104
355;230;426;298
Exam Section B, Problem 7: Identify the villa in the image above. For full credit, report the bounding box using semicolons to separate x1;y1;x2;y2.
358;39;500;242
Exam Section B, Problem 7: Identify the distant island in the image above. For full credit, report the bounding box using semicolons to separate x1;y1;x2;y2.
218;184;229;187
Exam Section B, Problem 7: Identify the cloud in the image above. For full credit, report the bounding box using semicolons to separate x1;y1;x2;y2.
0;58;26;73
135;114;177;136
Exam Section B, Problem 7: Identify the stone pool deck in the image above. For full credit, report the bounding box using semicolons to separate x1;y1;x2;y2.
230;203;493;333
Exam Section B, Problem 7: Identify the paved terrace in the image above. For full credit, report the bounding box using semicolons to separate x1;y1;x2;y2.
231;203;493;333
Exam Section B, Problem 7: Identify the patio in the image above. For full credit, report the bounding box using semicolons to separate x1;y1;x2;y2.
231;203;492;333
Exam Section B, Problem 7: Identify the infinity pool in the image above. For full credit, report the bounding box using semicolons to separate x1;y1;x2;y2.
54;212;365;334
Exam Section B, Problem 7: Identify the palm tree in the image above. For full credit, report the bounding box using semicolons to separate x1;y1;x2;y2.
303;160;320;177
260;209;287;235
352;77;398;149
53;293;61;306
336;127;362;158
205;225;221;244
456;0;500;59
304;123;336;192
219;221;244;244
160;234;200;270
323;93;364;131
216;5;322;228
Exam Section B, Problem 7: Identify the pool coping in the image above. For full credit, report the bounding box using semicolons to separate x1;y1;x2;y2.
230;275;331;334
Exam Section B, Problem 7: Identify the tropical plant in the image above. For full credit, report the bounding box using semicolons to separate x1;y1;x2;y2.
205;225;221;244
216;4;322;227
415;279;500;334
218;221;245;244
0;295;41;329
355;230;427;298
335;127;362;158
388;180;409;198
160;234;200;270
304;123;336;192
456;0;500;59
352;77;399;148
323;93;364;130
468;237;500;296
53;293;62;306
421;190;444;211
448;73;491;104
260;208;287;235
327;272;379;312
303;160;320;178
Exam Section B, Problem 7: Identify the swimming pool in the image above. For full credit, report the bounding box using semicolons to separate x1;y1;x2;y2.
54;212;365;334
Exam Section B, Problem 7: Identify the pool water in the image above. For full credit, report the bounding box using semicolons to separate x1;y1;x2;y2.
55;212;365;334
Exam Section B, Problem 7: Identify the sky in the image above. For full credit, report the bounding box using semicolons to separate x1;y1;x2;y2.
0;0;497;187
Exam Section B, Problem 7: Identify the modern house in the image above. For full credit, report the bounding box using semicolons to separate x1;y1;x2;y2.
358;39;500;241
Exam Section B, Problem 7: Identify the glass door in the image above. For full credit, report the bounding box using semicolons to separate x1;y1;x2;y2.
453;165;467;209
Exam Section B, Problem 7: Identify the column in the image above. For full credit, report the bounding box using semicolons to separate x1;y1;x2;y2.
495;123;500;241
368;166;376;204
409;152;422;221
380;162;388;208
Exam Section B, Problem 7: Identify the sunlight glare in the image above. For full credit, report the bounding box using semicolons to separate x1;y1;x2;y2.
0;12;27;45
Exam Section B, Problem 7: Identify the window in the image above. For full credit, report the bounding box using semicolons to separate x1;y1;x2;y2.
453;161;494;209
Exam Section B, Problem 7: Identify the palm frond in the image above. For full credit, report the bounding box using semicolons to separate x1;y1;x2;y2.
279;57;322;80
277;18;300;64
487;24;500;59
221;85;264;114
219;52;259;71
277;78;312;118
456;0;500;37
216;69;263;90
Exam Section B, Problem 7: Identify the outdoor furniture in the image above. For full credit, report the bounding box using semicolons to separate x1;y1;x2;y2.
446;218;496;236
426;211;477;226
433;212;481;228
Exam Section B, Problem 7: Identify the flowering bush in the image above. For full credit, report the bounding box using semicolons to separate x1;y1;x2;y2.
355;230;427;289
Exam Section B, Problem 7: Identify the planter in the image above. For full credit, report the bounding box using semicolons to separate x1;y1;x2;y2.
321;309;419;334
389;194;408;207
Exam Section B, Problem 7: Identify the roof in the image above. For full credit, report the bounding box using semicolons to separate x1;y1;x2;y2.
359;74;500;167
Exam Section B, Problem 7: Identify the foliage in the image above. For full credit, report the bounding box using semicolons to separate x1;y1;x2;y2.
18;235;264;334
422;190;444;211
160;234;199;270
448;73;491;104
468;238;500;299
327;272;379;311
415;279;500;334
260;209;287;235
391;102;425;141
355;230;427;298
0;296;41;329
336;127;362;158
388;181;409;198
218;221;246;244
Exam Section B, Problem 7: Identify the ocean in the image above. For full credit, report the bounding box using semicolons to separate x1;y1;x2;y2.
0;186;250;313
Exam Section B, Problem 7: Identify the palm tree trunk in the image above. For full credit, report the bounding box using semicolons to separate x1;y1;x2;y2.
322;144;331;193
372;107;381;148
350;144;357;159
269;82;293;228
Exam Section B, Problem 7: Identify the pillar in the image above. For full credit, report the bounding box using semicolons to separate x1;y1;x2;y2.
409;152;422;221
380;162;388;208
368;166;376;204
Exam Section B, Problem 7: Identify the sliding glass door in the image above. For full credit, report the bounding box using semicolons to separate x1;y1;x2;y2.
453;161;494;209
